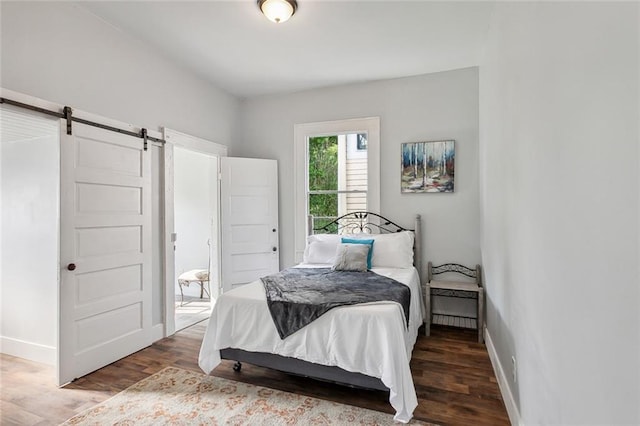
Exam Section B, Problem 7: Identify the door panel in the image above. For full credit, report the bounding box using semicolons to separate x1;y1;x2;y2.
76;265;142;303
76;226;142;256
58;122;152;385
221;158;279;293
76;137;142;175
76;183;141;214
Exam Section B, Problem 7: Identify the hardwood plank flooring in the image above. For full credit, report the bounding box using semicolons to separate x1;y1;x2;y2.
0;324;509;426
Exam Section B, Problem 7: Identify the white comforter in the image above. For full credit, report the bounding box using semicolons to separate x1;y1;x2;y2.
198;264;425;423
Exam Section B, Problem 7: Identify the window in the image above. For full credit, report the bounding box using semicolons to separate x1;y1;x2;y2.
307;134;367;233
294;117;380;263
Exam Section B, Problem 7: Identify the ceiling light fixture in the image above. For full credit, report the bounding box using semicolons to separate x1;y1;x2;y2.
258;0;297;24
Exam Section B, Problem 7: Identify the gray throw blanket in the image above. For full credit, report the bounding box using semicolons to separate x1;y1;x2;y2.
261;268;411;339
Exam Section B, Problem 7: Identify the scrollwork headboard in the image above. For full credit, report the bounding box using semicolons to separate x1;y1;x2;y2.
307;211;423;282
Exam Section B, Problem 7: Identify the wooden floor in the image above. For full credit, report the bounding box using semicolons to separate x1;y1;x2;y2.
0;324;509;426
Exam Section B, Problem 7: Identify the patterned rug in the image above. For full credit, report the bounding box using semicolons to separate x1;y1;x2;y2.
61;366;432;425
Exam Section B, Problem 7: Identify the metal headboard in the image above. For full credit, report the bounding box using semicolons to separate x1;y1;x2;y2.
307;211;423;282
311;211;407;235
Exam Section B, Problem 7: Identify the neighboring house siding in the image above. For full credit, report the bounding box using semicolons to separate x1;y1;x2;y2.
346;158;367;211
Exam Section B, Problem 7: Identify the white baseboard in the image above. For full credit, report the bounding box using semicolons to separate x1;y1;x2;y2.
484;327;522;426
0;336;55;365
1;325;167;369
152;323;165;342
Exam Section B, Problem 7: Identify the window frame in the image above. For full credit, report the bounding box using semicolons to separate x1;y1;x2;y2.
293;117;380;264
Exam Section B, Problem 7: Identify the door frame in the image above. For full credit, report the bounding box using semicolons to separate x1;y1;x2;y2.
162;128;227;337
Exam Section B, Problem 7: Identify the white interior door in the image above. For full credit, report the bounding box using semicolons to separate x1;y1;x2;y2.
221;158;279;293
58;122;152;385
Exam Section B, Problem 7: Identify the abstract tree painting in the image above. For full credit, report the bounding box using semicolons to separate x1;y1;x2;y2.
401;140;455;193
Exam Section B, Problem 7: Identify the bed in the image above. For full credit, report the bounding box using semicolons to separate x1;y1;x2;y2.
198;212;425;423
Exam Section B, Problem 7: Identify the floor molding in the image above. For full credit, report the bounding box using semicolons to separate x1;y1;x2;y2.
484;327;522;426
0;336;55;365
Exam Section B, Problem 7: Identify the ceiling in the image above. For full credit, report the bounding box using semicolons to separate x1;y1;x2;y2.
79;1;495;99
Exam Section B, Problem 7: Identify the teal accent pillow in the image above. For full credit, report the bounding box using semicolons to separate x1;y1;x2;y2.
341;238;374;269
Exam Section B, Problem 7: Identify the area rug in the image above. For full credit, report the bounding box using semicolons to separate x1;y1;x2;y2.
61;366;432;425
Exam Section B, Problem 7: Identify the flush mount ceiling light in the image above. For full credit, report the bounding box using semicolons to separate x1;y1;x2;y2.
258;0;297;24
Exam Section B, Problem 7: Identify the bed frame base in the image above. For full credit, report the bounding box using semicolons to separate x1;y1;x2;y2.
220;348;388;392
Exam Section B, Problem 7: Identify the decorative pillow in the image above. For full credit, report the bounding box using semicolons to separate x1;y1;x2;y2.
304;240;339;264
303;234;342;264
331;244;370;272
341;237;374;269
349;231;414;268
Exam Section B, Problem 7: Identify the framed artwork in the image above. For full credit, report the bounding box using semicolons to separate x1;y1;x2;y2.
401;140;455;193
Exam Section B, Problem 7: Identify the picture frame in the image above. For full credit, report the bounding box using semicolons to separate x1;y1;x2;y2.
401;140;455;193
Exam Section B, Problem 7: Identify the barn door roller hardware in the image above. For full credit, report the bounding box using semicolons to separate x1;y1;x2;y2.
141;128;148;151
64;106;73;135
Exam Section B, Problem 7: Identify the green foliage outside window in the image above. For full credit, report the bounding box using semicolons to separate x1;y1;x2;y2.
308;136;338;231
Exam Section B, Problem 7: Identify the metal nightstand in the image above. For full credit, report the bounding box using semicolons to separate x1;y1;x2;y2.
425;262;484;343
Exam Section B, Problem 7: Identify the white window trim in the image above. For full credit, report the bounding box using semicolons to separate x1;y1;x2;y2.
293;117;380;263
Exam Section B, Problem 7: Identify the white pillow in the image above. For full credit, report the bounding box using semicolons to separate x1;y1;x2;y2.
331;243;369;272
349;231;414;268
303;234;342;264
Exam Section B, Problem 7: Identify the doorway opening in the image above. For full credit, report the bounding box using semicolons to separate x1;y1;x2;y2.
173;146;219;331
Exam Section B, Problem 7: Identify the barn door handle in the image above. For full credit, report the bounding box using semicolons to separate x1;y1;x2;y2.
67;263;76;271
272;247;277;252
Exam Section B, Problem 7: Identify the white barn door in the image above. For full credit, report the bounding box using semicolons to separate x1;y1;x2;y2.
220;158;279;293
58;122;152;385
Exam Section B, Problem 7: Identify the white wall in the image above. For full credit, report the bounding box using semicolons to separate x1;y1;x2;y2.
1;1;240;327
1;118;59;365
480;3;639;424
174;147;216;298
238;68;480;272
